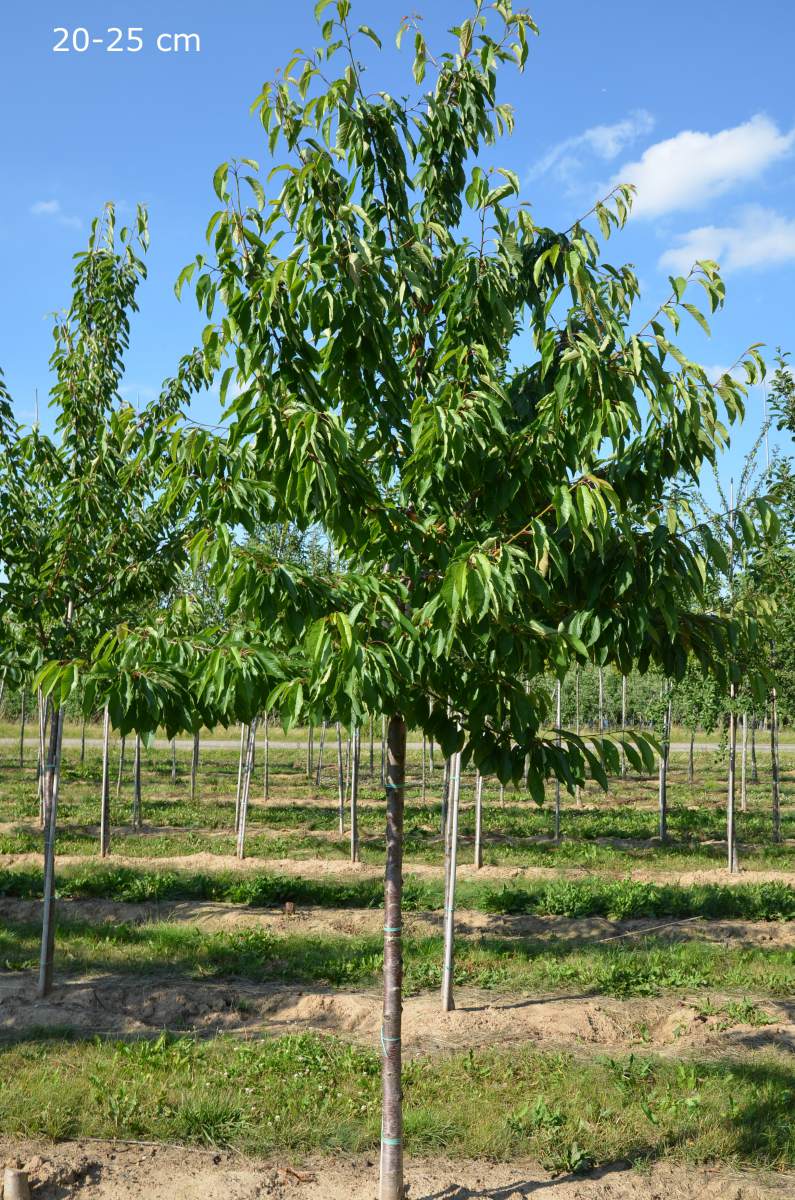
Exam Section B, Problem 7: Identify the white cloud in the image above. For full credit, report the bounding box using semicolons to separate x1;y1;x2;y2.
30;199;82;231
613;115;794;219
530;109;654;182
659;205;795;273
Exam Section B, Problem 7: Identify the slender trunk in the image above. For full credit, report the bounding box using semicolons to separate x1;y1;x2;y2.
440;756;450;836
771;690;781;844
263;712;270;802
575;668;581;806
727;685;738;873
306;723;313;780
234;723;247;834
37;697;66;997
688;731;695;784
236;719;258;860
620;674;627;777
80;716;86;767
429;736;435;777
750;720;758;783
379;715;406;1200
499;782;505;807
350;725;360;862
658;694;671;842
190;731;200;803
598;668;605;732
315;721;327;788
369;714;374;780
554;679;562;842
336;722;345;835
441;750;462;1012
474;770;483;868
132;734;143;830
37;690;48;826
380;716;387;787
116;735;126;799
100;706;111;857
18;689;26;769
170;737;177;786
740;712;748;813
421;734;427;804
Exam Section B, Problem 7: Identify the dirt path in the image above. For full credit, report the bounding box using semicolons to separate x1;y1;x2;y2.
2;848;794;888
2;897;794;947
3;1140;793;1200
1;968;793;1058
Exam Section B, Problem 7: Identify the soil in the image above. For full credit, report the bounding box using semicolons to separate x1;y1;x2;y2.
1;966;792;1058
2;1139;793;1199
2;897;794;947
2;848;794;888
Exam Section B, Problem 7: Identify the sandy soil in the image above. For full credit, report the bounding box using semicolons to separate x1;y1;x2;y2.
2;1139;794;1199
1;848;794;888
2;897;794;947
1;968;793;1058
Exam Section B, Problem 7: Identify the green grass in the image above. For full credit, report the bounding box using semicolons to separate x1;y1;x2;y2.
2;863;795;920
2;916;793;999
0;1032;792;1170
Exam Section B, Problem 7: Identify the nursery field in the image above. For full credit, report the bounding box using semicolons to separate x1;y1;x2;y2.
0;728;794;1198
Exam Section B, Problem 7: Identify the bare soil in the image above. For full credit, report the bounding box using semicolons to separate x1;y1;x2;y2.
2;897;794;947
2;1139;794;1199
1;967;793;1058
2;848;794;887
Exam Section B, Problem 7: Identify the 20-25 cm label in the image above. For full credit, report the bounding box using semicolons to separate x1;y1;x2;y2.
52;27;201;53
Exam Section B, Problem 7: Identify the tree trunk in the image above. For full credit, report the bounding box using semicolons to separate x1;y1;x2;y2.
379;714;406;1200
658;695;671;842
771;690;781;844
688;730;695;784
234;723;248;834
132;734;142;830
350;724;360;862
171;737;177;786
727;685;738;873
18;689;26;769
315;721;327;788
380;716;387;787
421;734;427;804
37;698;66;997
620;674;627;777
575;668;582;806
336;722;345;835
429;736;435;777
236;719;258;859
474;770;483;868
190;731;200;803
440;755;450;836
100;705;111;858
369;713;374;780
441;750;462;1013
750;720;758;783
37;689;48;826
80;716;86;767
554;679;562;841
306;723;314;780
598;668;605;732
740;712;748;813
263;712;270;801
116;735;126;799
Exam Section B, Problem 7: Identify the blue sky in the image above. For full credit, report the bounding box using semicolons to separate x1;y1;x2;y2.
1;0;793;499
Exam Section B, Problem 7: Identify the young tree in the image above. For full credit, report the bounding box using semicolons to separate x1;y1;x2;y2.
38;6;767;1197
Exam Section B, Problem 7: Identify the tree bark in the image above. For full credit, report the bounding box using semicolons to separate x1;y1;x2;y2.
100;705;111;858
379;714;406;1200
421;734;427;804
474;770;483;868
554;679;562;842
263;712;270;802
350;724;360;862
18;689;26;770
116;735;126;799
380;716;387;787
37;697;66;997
369;713;374;780
688;731;695;784
620;674;627;777
336;722;345;836
171;737;177;786
80;716;86;767
190;731;200;803
740;712;748;813
315;721;327;788
236;718;258;859
132;734;142;830
575;668;581;806
234;722;248;834
441;749;462;1013
658;694;671;842
750;719;758;783
771;689;781;844
727;685;738;873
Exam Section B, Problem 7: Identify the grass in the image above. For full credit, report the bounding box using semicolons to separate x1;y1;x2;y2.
0;1031;792;1170
2;916;793;999
2;863;795;920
